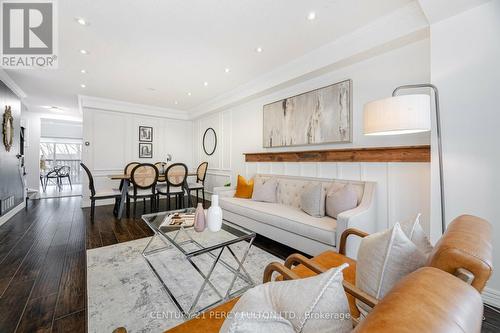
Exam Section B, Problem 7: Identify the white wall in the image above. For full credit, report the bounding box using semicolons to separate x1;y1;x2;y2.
41;119;83;139
430;0;500;303
22;111;42;191
193;39;432;234
81;107;193;207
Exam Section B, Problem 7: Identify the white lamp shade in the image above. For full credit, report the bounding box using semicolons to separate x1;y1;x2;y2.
363;94;431;136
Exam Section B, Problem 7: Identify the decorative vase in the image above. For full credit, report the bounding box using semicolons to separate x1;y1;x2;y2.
194;203;206;232
207;195;223;232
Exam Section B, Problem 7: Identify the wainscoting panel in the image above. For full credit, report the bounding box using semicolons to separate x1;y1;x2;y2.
236;161;430;234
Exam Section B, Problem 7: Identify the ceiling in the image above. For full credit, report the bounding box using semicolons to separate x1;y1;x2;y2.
6;0;415;118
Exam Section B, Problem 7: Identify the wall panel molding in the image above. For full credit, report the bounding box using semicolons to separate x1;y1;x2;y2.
244;145;430;163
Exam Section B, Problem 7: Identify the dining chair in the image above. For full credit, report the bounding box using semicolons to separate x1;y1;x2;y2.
156;163;188;211
129;163;159;217
186;162;208;208
123;162;140;217
154;162;168;177
80;163;121;223
57;165;72;190
43;167;61;192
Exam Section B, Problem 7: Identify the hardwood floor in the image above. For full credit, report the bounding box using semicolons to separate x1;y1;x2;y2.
0;196;499;332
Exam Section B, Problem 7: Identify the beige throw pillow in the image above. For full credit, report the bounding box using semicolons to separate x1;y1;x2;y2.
220;265;352;333
355;223;427;316
251;177;278;203
399;213;434;256
300;183;326;217
326;184;358;219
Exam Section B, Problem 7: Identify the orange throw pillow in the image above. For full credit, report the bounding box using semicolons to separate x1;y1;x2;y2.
234;175;254;199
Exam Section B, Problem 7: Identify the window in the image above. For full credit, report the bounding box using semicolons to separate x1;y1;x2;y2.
40;138;83;184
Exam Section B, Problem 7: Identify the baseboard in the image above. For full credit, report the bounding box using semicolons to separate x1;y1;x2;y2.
0;201;25;227
483;287;500;307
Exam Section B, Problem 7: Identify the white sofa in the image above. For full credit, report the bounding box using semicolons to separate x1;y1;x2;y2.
214;174;376;258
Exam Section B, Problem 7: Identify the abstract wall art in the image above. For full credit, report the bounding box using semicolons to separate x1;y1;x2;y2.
263;79;352;147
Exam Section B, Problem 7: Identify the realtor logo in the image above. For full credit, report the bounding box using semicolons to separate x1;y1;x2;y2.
1;0;58;68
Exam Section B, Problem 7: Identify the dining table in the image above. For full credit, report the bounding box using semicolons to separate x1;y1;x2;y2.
109;171;197;219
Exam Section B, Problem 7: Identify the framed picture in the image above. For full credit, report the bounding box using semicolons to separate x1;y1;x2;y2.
139;143;153;158
262;79;352;148
139;126;153;142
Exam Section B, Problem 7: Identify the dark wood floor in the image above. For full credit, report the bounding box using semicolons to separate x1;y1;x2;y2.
0;196;499;332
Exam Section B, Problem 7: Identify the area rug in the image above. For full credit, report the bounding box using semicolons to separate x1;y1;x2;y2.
87;236;282;333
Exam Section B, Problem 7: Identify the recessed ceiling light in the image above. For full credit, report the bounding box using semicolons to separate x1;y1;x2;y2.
255;47;263;53
203;81;208;87
75;17;89;26
80;49;89;55
224;68;231;73
187;92;192;96
80;69;87;74
174;101;178;105
307;11;316;20
80;84;86;88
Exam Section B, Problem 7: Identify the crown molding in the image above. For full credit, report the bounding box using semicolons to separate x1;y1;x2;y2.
79;95;189;120
0;69;27;98
418;0;492;24
189;2;429;120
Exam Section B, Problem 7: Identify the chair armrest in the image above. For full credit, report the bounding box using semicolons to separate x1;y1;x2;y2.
284;253;327;274
263;262;301;283
339;228;369;256
342;280;378;309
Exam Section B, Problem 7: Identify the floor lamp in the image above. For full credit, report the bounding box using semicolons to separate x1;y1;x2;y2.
363;84;446;234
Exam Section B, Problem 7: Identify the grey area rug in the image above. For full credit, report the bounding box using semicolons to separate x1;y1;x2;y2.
87;236;282;333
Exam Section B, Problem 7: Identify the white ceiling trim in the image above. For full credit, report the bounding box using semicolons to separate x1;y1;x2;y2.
418;0;492;24
189;2;429;119
0;69;27;99
79;95;189;120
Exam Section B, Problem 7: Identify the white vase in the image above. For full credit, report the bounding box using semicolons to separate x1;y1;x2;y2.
207;195;223;232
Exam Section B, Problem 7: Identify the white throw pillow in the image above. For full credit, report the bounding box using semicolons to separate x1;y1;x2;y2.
251;177;278;203
325;184;358;219
220;265;353;333
355;223;427;317
300;182;326;217
399;213;434;256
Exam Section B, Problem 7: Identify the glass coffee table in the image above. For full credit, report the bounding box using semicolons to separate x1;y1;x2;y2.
141;209;257;318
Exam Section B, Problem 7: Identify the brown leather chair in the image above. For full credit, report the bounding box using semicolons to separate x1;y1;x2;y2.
353;267;484;333
114;214;492;333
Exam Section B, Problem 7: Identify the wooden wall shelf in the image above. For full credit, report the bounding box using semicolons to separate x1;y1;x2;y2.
244;145;430;163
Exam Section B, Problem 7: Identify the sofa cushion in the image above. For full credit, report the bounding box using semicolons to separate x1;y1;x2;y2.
326;184;358;219
220;197;337;245
251;177;277;203
220;265;352;333
260;175;364;209
234;175;254;199
300;182;326;217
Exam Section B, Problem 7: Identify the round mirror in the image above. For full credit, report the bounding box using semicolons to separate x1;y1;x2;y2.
203;128;217;156
3;106;14;152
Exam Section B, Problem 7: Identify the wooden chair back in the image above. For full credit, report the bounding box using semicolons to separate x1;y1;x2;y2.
124;162;140;175
80;163;96;197
154;162;168;174
197;162;208;183
130;164;158;189
165;163;188;187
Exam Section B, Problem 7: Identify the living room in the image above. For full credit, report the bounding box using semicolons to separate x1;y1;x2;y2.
0;1;498;332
